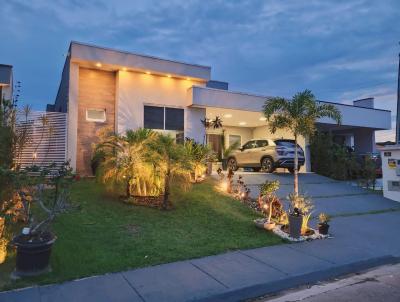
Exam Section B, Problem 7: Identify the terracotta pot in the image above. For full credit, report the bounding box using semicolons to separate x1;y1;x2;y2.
264;222;276;231
288;214;303;239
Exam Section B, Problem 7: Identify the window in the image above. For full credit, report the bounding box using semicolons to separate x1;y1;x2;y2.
256;140;268;147
242;141;256;150
144;106;164;129
229;135;241;147
165;107;184;131
86;108;106;122
144;105;184;131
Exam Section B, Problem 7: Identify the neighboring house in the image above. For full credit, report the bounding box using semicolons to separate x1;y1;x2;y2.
49;41;391;176
0;64;13;100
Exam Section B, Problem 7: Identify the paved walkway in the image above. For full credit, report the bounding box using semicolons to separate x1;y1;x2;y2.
1;173;400;302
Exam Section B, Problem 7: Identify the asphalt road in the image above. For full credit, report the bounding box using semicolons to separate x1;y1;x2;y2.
257;263;400;302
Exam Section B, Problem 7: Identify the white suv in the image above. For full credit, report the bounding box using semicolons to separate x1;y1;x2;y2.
227;139;305;173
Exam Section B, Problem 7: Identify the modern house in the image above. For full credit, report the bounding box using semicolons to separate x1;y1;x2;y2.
50;41;391;176
0;64;13;101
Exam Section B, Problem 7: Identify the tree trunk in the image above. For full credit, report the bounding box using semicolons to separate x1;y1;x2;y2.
294;134;299;196
163;166;171;210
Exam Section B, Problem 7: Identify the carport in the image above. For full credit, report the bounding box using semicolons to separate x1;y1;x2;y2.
186;87;391;171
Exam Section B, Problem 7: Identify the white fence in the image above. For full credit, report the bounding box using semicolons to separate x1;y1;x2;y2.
15;111;67;169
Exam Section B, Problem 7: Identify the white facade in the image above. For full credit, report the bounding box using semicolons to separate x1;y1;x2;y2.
381;146;400;202
52;42;392;174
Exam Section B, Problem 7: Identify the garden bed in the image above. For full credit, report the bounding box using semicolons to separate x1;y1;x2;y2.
254;218;330;242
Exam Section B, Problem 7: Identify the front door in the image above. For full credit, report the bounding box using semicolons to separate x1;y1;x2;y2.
208;134;223;159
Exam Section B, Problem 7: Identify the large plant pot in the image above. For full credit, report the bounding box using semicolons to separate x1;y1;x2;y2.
12;232;56;277
318;223;330;235
222;159;228;171
288;214;303;239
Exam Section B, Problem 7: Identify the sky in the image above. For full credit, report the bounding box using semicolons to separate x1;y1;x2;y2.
0;0;399;141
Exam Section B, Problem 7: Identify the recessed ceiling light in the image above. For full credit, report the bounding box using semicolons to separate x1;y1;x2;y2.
167;74;172;78
239;121;247;126
186;78;191;81
122;67;127;71
95;62;102;67
223;114;232;118
146;71;151;75
259;117;267;121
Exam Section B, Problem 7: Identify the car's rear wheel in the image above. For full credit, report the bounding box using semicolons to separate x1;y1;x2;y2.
227;158;238;171
261;157;274;173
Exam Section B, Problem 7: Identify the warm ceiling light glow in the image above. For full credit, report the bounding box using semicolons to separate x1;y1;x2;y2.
223;114;232;118
259;117;267;121
122;67;127;71
95;62;102;67
167;74;172;78
239;121;247;126
146;71;151;75
186;78;191;81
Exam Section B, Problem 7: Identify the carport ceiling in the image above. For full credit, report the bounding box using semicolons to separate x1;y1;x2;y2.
206;107;267;127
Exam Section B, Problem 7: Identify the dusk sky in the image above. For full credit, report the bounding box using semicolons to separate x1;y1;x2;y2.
0;0;399;141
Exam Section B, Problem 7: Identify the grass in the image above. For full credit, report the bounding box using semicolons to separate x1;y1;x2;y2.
0;178;283;291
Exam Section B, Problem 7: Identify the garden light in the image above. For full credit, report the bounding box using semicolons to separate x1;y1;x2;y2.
220;180;229;192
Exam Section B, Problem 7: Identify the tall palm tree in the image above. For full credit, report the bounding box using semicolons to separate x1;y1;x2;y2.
263;90;341;195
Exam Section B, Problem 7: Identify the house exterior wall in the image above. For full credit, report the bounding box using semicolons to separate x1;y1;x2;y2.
76;67;116;175
116;70;205;134
54;54;71;113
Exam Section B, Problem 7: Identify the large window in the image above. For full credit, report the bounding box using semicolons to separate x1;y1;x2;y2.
165;107;184;131
144;106;164;129
144;105;184;131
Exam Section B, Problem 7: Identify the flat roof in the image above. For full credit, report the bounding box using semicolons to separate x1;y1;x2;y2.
69;41;211;81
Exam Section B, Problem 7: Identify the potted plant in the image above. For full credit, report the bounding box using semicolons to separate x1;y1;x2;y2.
318;213;330;235
11;162;73;277
287;193;313;239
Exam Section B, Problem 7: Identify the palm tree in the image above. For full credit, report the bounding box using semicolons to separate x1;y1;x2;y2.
94;128;162;197
148;134;192;209
184;139;212;182
263;90;341;195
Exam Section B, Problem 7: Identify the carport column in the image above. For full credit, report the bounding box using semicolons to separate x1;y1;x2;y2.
353;128;376;153
305;136;311;172
185;107;206;144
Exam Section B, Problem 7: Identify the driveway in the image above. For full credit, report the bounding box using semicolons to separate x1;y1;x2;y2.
231;171;400;217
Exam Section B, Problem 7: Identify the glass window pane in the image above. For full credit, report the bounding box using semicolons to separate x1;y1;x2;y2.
144;106;164;129
229;135;241;147
165;107;184;131
256;140;268;147
86;108;106;122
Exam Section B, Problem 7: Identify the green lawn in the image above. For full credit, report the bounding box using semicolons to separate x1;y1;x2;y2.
0;178;283;291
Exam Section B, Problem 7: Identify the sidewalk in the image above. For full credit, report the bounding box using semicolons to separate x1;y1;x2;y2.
1;211;400;302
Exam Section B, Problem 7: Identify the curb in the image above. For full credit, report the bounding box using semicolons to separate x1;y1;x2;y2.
195;255;400;302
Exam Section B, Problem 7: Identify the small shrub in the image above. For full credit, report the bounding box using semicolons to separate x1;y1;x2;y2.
318;213;330;224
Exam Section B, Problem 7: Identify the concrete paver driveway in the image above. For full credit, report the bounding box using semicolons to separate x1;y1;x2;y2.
231;171;400;217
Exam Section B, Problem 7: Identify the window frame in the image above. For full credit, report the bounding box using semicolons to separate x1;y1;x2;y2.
85;108;106;123
143;104;184;131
